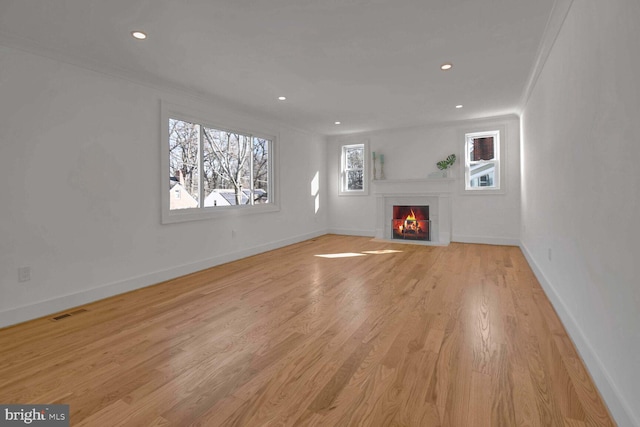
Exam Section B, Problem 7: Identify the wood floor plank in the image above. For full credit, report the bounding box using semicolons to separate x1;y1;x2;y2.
0;235;616;426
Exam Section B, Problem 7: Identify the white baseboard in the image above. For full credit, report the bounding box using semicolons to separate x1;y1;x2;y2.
520;242;638;427
0;229;328;329
452;234;520;246
439;231;451;245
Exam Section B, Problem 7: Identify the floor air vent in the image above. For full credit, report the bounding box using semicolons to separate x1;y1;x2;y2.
51;308;87;321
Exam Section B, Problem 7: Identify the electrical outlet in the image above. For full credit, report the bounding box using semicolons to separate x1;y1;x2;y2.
18;266;31;282
548;248;552;262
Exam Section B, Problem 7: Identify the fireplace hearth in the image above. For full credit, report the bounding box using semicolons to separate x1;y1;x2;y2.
392;205;430;241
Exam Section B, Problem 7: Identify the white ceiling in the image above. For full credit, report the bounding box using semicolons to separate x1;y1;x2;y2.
0;0;556;135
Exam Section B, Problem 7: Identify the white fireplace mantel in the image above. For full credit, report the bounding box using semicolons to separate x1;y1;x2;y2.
372;178;453;245
372;177;454;195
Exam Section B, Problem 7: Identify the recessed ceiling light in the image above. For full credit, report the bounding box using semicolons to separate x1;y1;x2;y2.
456;105;463;109
278;96;286;101
131;31;147;40
334;121;341;125
440;63;453;70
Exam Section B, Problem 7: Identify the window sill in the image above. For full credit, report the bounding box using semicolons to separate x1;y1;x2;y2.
162;203;280;224
461;187;506;196
338;190;369;197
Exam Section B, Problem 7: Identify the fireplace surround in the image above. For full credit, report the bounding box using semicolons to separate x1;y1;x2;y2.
373;178;452;245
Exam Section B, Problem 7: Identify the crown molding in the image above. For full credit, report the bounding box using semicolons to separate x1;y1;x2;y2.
0;30;323;139
518;0;575;113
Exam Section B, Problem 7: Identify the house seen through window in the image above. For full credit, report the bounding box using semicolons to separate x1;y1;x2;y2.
169;118;271;211
464;130;500;190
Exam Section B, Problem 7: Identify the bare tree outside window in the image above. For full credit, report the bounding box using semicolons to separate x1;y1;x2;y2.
252;137;270;202
202;128;251;205
163;107;275;222
342;144;364;191
168;117;271;210
169;119;200;207
200;128;271;206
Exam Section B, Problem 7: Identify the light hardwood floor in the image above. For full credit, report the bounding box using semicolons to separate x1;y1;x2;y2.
0;235;615;426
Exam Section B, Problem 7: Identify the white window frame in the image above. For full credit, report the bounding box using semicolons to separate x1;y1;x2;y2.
161;101;279;224
339;142;369;196
462;128;504;194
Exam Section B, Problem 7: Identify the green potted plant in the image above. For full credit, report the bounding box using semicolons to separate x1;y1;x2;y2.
436;154;456;177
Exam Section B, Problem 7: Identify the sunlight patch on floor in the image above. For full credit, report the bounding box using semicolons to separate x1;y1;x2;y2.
314;252;367;259
315;249;403;258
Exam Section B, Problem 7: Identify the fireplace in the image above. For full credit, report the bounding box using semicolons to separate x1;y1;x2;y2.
374;180;452;245
392;205;430;241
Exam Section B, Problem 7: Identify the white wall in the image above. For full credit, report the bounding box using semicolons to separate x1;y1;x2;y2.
0;45;328;327
520;0;640;425
327;116;521;245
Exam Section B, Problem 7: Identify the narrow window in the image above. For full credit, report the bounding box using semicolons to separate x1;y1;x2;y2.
340;143;366;194
169;119;200;210
464;130;500;191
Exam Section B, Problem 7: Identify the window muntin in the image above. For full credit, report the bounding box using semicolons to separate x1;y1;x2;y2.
341;144;365;193
168;118;272;212
465;131;500;190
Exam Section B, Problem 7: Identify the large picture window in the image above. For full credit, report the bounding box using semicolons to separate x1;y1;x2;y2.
162;103;277;223
464;130;500;191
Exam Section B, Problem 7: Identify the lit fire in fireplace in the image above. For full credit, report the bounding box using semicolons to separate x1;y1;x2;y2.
392;205;430;241
398;210;418;233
